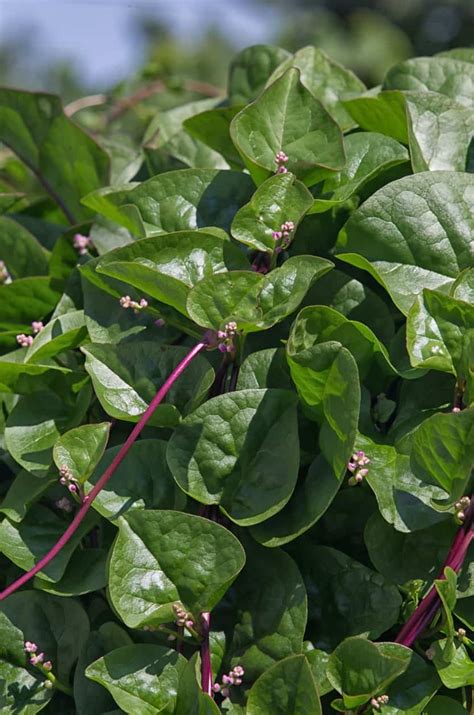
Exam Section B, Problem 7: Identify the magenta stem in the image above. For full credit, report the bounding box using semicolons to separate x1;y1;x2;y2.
200;611;213;695
0;342;206;601
396;504;474;647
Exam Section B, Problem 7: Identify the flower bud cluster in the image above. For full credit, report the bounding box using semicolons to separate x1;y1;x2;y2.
371;695;389;710
16;321;44;348
347;450;370;485
213;665;244;698
59;465;79;495
24;641;53;672
272;220;295;253
217;321;239;354
454;496;470;522
0;260;11;284
119;295;148;313
73;233;92;256
172;602;194;630
274;151;289;174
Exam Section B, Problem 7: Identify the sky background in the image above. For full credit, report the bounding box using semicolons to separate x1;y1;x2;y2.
0;0;276;86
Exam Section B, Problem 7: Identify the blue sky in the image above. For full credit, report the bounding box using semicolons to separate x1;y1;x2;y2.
0;0;278;86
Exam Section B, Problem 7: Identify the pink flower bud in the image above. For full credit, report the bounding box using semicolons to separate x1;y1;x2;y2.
452;406;461;412
213;683;221;692
68;483;78;494
24;641;37;653
221;687;230;698
276;166;288;174
43;661;53;672
185;619;194;629
155;318;166;327
16;334;33;348
222;674;233;685
31;321;44;334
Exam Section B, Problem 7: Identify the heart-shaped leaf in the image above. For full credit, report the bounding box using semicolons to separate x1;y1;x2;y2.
247;655;321;715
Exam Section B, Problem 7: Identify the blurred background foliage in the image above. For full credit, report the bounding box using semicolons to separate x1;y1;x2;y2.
0;0;472;100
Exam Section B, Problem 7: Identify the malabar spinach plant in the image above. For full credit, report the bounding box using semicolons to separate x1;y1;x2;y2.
0;43;473;715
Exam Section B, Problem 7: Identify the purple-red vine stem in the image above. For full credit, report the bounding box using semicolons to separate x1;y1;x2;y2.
396;500;474;647
0;341;206;602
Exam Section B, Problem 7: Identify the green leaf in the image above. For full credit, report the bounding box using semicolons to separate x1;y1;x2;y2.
0;354;84;395
356;433;448;532
0;88;109;223
305;647;333;696
343;90;409;143
175;653;220;715
0;504;97;582
267;46;366;130
5;386;90;476
183;106;244;168
0;591;89;682
231;172;313;253
406;290;474;401
406;92;474;172
108;510;245;628
0;470;56;523
86;440;185;520
96;229;250;315
383;651;441;715
53;421;110;483
247;655;321;715
167;388;299;526
424;696;468;715
384;57;474;108
230;68;345;186
432;640;474;688
250;454;340;546
410;408;474;499
295;546;402;650
82;341;214;427
365;513;456;585
337;171;474;314
85;644;186;715
0;217;48;279
228;44;291;105
0;277;59;332
34;549;107;596
309;132;408;213
0;192;25;214
236;348;292;390
82;169;255;237
187;256;333;331
327;637;411;709
24;310;88;364
227;542;307;680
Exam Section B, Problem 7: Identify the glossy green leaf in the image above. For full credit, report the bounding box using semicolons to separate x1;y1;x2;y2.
53;421;110;483
406;290;474;401
175;653;221;715
82;169;255;237
410;408;474;499
0;470;56;523
24;310;88;364
310;132;408;213
432;640;474;688
0;277;59;332
267;46;365;130
365;513;455;585
327;637;411;709
236;348;292;390
34;548;107;596
343;90;409;143
0;591;89;682
384;57;474;108
183;106;244;167
231;172;313;253
4;386;90;476
356;433;448;532
227;542;307;680
187;256;333;331
96;229;250;315
0;88;109;222
0;504;97;582
424;696;467;715
230;68;345;186
86;439;185;520
0;353;84;395
82;341;214;426
167;388;299;525
295;545;402;650
0;217;48;279
383;651;441;715
86;645;186;715
108;510;245;628
406;92;474;172
228;44;291;105
250;454;340;546
247;655;321;715
337;171;474;314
